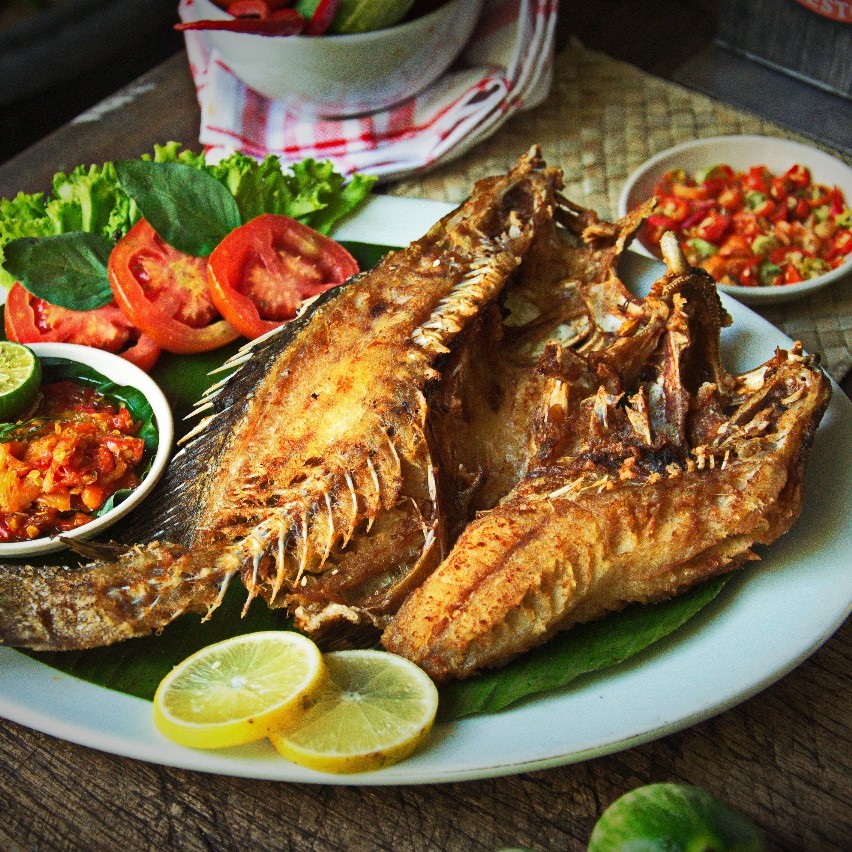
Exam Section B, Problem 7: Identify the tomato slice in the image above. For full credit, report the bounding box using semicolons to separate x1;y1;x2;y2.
207;213;359;340
108;219;240;355
4;282;161;371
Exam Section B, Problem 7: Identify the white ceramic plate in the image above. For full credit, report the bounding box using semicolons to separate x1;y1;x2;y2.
617;135;852;306
0;342;174;557
0;197;849;784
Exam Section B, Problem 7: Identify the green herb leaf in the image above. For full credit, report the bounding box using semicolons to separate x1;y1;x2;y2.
589;783;768;851
439;576;728;720
115;160;242;256
4;232;114;310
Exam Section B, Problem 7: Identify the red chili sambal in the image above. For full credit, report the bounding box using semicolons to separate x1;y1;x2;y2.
0;380;146;542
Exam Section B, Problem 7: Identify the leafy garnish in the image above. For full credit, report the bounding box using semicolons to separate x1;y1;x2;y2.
438;576;728;720
4;232;114;309
0;143;376;310
114;160;242;256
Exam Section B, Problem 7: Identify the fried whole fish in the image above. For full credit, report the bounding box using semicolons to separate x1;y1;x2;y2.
382;236;831;682
0;149;831;678
0;148;560;651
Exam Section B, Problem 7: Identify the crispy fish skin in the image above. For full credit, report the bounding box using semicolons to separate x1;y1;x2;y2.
383;266;831;682
0;544;226;651
0;147;560;651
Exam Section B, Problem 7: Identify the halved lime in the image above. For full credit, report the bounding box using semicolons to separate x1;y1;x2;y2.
0;341;41;421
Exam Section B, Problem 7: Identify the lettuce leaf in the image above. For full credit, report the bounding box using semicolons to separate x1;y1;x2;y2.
0;143;376;292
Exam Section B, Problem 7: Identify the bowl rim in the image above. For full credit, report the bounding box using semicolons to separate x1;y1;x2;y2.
617;134;852;304
0;342;174;558
191;0;479;42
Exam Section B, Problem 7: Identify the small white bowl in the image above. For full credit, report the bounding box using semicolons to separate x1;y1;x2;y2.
618;135;852;306
0;343;173;558
182;0;485;117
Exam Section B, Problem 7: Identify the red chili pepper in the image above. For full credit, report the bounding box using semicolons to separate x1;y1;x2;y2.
303;0;341;35
718;234;752;257
828;229;852;259
176;9;304;35
228;0;273;16
783;264;803;284
769;176;789;201
679;200;715;231
228;0;294;12
751;198;776;219
770;246;811;265
717;185;744;212
831;186;845;217
743;166;770;194
785;164;811;190
657;195;690;223
738;258;761;286
788;196;810;221
691;212;730;244
808;184;834;209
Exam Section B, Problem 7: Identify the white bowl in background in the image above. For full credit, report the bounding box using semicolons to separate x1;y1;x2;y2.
0;343;173;558
618;135;852;306
182;0;485;117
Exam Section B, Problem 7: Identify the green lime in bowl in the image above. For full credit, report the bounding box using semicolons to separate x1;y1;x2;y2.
0;341;42;421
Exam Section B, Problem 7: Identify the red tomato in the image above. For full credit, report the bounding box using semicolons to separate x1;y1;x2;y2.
691;212;730;244
717;185;744;212
657;195;690;223
108;219;240;355
718;234;752;257
743;166;770;194
207;214;359;340
751;198;777;219
4;282;161;371
732;211;760;239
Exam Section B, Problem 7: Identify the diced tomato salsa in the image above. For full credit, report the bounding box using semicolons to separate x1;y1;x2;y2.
0;380;146;542
641;163;852;287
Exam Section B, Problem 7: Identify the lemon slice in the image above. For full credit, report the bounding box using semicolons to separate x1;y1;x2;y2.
153;631;325;750
269;649;438;774
0;341;41;421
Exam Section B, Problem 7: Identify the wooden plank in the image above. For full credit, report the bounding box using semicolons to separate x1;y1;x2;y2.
0;53;199;198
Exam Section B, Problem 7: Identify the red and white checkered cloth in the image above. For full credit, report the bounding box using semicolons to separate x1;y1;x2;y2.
178;0;558;181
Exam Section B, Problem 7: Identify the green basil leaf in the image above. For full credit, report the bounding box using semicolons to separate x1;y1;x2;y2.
438;576;728;720
4;232;113;310
115;160;242;256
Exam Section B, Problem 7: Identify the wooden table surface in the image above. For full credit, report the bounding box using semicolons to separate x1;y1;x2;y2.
0;51;850;852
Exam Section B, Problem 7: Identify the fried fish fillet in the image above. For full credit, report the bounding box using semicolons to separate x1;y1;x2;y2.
383;243;831;682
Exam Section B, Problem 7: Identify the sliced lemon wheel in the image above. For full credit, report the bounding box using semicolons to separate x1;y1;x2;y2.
153;631;325;750
0;341;41;421
269;649;439;774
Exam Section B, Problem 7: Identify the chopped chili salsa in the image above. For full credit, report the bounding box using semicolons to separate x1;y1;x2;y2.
0;380;146;542
641;163;852;287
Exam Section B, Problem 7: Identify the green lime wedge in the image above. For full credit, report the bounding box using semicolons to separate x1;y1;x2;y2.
0;341;42;421
330;0;415;33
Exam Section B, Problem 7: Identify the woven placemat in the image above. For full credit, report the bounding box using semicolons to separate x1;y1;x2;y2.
386;39;851;382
